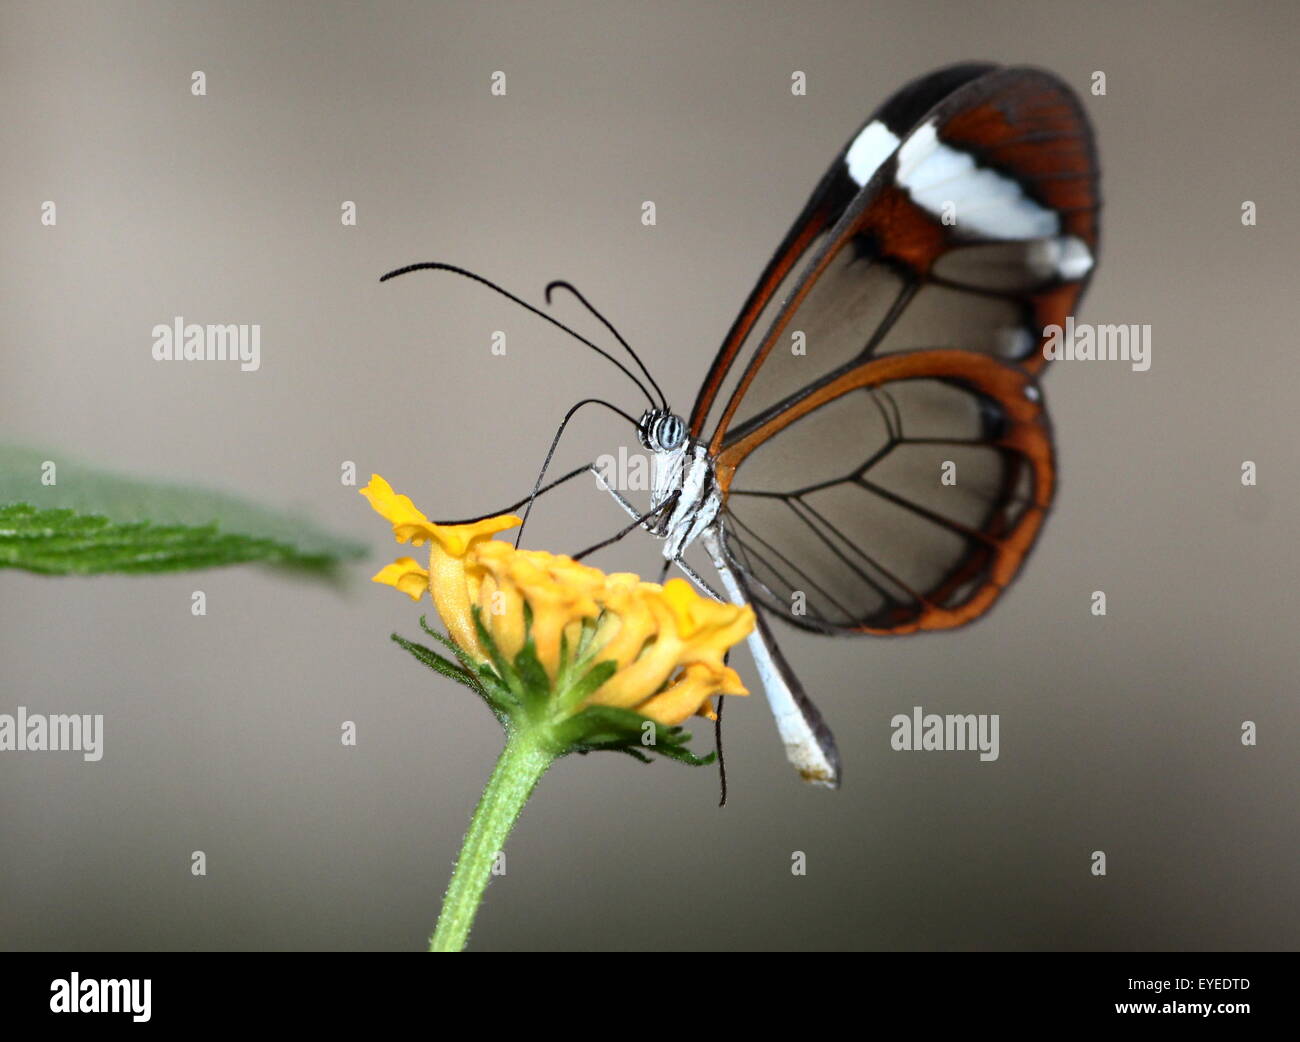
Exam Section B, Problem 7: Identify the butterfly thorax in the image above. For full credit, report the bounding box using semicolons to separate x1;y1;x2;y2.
636;409;721;561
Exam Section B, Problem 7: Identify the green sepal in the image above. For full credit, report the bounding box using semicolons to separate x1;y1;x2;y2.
472;606;523;702
391;633;476;688
553;705;716;767
555;659;617;715
390;634;513;724
553;629;572;696
511;638;552;719
610;747;654;764
419;616;495;684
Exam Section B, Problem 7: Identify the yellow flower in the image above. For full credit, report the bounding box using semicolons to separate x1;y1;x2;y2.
362;474;753;726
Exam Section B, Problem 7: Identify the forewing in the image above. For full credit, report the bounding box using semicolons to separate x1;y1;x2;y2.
706;65;1100;449
687;63;1001;442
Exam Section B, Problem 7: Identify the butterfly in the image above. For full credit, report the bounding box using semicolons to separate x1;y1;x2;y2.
382;63;1100;788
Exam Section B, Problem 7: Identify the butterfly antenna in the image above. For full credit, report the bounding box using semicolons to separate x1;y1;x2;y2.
380;262;658;408
515;397;639;548
545;280;668;409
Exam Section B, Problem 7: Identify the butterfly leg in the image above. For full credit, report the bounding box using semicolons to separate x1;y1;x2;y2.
572;493;678;562
591;461;646;522
669;556;726;601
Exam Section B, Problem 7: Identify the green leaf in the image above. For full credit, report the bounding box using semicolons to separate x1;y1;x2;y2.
0;445;365;576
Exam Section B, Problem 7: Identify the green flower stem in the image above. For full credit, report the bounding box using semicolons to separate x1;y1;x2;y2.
430;728;555;952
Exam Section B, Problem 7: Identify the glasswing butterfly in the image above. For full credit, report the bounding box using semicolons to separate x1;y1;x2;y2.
382;63;1100;788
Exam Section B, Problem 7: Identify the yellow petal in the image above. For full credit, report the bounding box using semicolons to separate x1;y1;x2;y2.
372;557;431;601
360;474;440;546
588;592;685;708
591;582;754;707
664;580;754;667
429;544;483;659
361;474;520;551
660;578;752;645
428;514;522;557
476;563;526;660
636;662;749;726
590;581;657;671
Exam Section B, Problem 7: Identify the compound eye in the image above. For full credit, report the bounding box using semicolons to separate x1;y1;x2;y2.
661;415;686;450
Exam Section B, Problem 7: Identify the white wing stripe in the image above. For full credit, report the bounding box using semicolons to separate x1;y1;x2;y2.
896;120;1060;241
845;120;901;187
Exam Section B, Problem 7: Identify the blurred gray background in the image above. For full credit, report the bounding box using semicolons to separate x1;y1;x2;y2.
1;1;1297;951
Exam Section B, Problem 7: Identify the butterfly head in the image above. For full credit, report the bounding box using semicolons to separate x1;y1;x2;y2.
636;409;688;454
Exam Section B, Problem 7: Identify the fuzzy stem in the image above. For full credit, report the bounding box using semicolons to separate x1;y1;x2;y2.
429;729;554;952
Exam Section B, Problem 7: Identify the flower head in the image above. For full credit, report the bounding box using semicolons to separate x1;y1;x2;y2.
361;474;753;734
